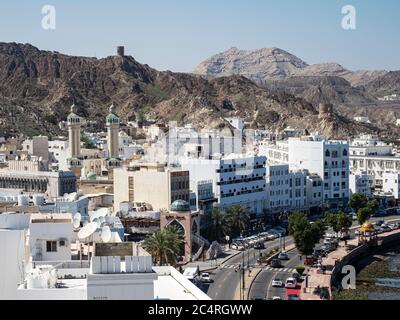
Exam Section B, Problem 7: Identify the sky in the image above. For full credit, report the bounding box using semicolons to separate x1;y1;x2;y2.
0;0;399;72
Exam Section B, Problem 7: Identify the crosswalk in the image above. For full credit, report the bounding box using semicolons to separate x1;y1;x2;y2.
219;264;296;273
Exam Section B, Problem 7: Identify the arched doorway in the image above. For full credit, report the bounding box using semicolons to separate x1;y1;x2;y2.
166;219;186;258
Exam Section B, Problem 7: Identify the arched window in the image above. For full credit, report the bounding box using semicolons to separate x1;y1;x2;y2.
343;149;348;156
325;150;330;157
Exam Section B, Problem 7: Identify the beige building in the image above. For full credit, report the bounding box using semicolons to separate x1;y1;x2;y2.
22;136;49;161
113;163;190;212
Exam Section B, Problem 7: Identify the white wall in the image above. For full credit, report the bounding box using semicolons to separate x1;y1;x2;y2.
0;230;26;299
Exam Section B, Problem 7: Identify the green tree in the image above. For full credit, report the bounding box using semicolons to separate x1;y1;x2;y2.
325;211;352;237
143;227;184;266
205;209;227;242
225;205;250;237
349;193;368;213
336;212;353;236
357;207;372;225
367;199;379;215
289;212;326;256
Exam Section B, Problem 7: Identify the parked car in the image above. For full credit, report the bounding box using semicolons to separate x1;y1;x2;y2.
254;242;265;250
278;252;289;260
291;272;302;282
272;278;283;287
200;273;213;283
285;277;297;289
375;220;385;227
251;296;264;301
287;294;301;301
272;296;282;301
270;259;282;268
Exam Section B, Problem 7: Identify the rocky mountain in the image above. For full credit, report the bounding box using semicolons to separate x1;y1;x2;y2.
193;47;308;82
194;47;387;87
0;42;387;139
263;76;376;109
365;71;400;97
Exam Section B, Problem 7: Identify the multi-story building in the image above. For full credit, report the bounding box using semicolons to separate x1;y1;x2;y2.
259;140;289;164
181;155;267;216
22;136;49;161
382;173;400;200
113;163;190;212
306;174;323;210
288;135;350;208
349;135;400;189
0;170;76;198
349;172;373;198
265;164;307;213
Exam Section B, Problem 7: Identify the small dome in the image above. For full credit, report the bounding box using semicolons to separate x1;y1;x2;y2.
67;104;81;123
86;171;97;180
106;104;120;124
171;200;190;212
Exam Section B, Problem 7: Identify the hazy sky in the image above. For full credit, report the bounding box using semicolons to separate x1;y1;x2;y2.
1;0;399;72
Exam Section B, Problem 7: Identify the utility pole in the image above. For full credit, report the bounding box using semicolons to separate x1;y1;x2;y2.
242;252;245;300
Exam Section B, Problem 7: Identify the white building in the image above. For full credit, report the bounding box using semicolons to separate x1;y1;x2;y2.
288;135;350;208
382;173;400;200
349;172;372;198
181;155;267;216
48;140;69;171
265;164;308;213
353;117;371;124
349;135;400;189
28;214;73;262
0;214;210;300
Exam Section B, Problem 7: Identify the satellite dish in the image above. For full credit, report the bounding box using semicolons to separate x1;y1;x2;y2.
73;218;81;229
101;226;112;243
90;208;109;222
77;222;98;240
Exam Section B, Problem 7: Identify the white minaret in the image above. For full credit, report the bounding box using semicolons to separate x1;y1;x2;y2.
106;104;121;174
67;104;82;174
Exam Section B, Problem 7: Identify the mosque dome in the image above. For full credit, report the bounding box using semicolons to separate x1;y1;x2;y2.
171;200;190;212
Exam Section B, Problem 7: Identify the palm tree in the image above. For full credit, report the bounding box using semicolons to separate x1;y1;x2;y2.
225;205;250;238
143;227;184;266
205;209;227;242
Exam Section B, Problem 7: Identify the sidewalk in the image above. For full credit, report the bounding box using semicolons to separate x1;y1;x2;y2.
300;228;400;300
183;248;240;272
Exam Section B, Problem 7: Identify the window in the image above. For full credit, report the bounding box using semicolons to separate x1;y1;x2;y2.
46;241;57;252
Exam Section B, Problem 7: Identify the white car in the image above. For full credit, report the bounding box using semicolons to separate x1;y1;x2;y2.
200;273;213;283
272;278;283;287
285;277;297;289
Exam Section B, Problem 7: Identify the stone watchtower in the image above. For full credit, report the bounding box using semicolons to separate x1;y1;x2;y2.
106;104;121;177
67;104;83;177
117;46;125;57
319;103;334;119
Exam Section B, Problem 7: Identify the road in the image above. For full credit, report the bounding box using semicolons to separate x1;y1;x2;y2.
205;215;400;300
248;248;301;300
206;236;294;300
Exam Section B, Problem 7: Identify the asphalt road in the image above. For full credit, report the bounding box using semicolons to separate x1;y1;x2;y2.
248;248;301;300
205;215;400;300
206;236;294;300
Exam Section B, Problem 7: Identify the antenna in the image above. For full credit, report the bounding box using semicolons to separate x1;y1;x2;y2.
101;226;112;243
